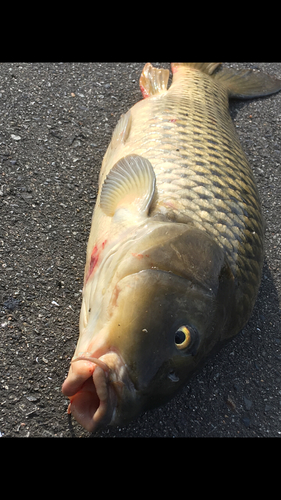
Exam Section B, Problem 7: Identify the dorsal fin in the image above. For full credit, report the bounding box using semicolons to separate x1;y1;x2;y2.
100;154;156;218
139;63;170;98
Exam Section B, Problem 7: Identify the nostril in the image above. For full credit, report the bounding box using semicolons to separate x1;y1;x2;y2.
168;370;179;382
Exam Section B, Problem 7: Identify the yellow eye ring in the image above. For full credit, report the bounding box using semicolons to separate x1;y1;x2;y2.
175;326;192;350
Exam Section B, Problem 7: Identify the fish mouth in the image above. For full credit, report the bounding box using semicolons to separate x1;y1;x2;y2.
62;353;125;433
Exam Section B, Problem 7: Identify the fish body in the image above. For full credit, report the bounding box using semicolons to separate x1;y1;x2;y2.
62;63;281;432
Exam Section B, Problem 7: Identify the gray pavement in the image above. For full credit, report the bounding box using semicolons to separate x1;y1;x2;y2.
0;62;281;437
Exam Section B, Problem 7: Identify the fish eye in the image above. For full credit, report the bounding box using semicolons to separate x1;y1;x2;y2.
175;326;191;349
174;325;199;354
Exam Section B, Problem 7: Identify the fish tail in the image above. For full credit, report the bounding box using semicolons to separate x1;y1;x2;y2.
171;62;281;99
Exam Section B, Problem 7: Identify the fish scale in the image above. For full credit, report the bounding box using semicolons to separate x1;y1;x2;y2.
103;66;264;325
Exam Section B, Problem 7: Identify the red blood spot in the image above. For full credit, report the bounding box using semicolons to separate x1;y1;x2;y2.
171;63;180;74
131;252;150;260
140;84;150;99
169;118;177;123
132;252;144;260
110;284;120;309
89;245;99;272
85;240;107;283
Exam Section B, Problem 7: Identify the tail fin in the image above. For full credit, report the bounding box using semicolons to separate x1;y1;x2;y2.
171;62;281;99
213;66;281;99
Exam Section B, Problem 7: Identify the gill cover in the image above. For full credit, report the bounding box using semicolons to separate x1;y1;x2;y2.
116;224;235;300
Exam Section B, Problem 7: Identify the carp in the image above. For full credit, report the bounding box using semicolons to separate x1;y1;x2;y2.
62;62;281;432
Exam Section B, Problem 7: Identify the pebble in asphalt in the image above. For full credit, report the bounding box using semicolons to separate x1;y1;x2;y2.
0;62;281;437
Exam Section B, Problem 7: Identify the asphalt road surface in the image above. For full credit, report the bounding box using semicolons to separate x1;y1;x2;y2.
1;62;281;438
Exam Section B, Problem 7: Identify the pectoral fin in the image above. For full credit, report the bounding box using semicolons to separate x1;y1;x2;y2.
100;154;156;217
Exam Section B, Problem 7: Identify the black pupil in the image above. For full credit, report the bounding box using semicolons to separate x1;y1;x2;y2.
175;329;186;345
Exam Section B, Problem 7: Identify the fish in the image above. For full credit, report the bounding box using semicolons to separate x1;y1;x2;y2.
62;62;281;433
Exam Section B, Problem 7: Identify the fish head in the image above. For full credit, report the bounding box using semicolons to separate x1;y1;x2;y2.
105;224;236;419
62;224;235;432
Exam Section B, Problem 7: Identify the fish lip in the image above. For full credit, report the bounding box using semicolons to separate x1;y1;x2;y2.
63;351;134;433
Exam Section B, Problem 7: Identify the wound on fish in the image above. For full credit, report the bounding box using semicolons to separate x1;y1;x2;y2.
132;252;144;260
140;84;149;99
131;252;149;260
86;240;107;283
